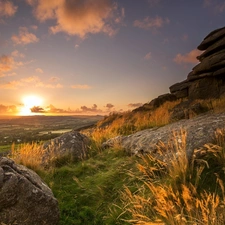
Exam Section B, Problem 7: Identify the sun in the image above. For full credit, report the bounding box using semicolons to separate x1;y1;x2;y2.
19;95;43;116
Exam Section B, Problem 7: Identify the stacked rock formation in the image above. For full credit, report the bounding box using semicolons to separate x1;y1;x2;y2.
170;26;225;100
134;26;225;113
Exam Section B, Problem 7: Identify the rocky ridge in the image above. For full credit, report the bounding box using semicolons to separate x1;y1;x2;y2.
102;111;225;160
103;26;225;158
134;26;225;115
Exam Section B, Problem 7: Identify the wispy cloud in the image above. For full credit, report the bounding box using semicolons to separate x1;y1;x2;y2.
49;76;60;82
203;0;225;13
0;1;17;17
134;16;170;30
144;52;152;60
27;0;124;38
71;84;91;89
11;27;39;45
147;0;161;8
173;49;201;64
0;55;14;76
30;25;38;30
0;76;63;89
35;68;43;73
11;50;25;58
0;104;19;114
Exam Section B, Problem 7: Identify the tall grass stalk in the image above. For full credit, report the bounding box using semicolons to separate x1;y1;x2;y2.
122;129;225;225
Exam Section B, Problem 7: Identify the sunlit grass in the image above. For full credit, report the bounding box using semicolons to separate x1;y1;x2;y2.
6;96;225;224
122;129;225;225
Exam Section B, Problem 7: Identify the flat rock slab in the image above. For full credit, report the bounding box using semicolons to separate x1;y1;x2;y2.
0;157;60;225
102;112;225;160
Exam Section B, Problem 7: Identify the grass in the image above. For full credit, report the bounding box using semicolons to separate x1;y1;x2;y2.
0;144;11;154
121;129;225;225
7;127;225;224
90;96;225;146
36;148;142;225
5;96;225;224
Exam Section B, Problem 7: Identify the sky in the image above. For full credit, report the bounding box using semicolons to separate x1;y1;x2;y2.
0;0;225;116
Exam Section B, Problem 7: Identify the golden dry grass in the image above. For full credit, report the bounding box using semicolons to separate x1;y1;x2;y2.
122;129;225;225
10;142;45;170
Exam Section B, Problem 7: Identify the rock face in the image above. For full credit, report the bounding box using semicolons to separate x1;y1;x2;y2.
133;93;177;112
43;131;90;165
102;112;225;160
0;157;60;225
170;26;225;100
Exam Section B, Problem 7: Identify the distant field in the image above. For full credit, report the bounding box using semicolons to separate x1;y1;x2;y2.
0;115;103;146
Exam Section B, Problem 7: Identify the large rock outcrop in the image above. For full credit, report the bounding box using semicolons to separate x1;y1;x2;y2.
0;157;60;225
102;111;225;160
133;26;225;115
170;26;225;100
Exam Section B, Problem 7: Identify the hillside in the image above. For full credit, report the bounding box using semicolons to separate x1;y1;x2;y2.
1;26;225;225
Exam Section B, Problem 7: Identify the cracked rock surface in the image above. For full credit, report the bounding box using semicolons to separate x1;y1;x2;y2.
0;157;60;225
102;112;225;160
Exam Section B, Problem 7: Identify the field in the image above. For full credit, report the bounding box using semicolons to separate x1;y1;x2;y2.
0;115;102;152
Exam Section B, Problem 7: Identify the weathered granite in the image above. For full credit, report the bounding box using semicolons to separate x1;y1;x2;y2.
192;49;225;75
198;27;225;51
102;112;225;160
169;80;190;99
43;131;90;165
0;157;60;224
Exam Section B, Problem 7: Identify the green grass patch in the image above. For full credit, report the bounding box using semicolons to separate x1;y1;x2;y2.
0;144;12;154
37;148;141;225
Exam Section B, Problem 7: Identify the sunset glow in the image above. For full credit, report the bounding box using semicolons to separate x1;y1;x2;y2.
0;0;224;116
19;95;43;116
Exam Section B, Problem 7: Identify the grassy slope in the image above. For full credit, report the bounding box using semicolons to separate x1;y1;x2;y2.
37;148;142;225
6;97;225;224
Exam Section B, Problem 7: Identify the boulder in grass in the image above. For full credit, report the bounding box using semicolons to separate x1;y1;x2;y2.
42;131;90;166
0;157;60;225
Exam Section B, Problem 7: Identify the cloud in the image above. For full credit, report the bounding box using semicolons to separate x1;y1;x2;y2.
0;80;22;89
71;84;91;89
49;76;60;82
144;52;152;60
134;16;170;30
11;50;25;58
128;103;143;108
45;104;67;114
27;0;124;38
203;0;225;13
0;55;14;76
0;1;18;17
173;49;201;64
30;106;45;113
11;27;39;45
0;53;29;77
147;0;161;7
0;104;18;114
35;68;43;73
80;104;102;113
105;103;114;110
0;76;64;89
45;104;103;114
31;25;38;30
